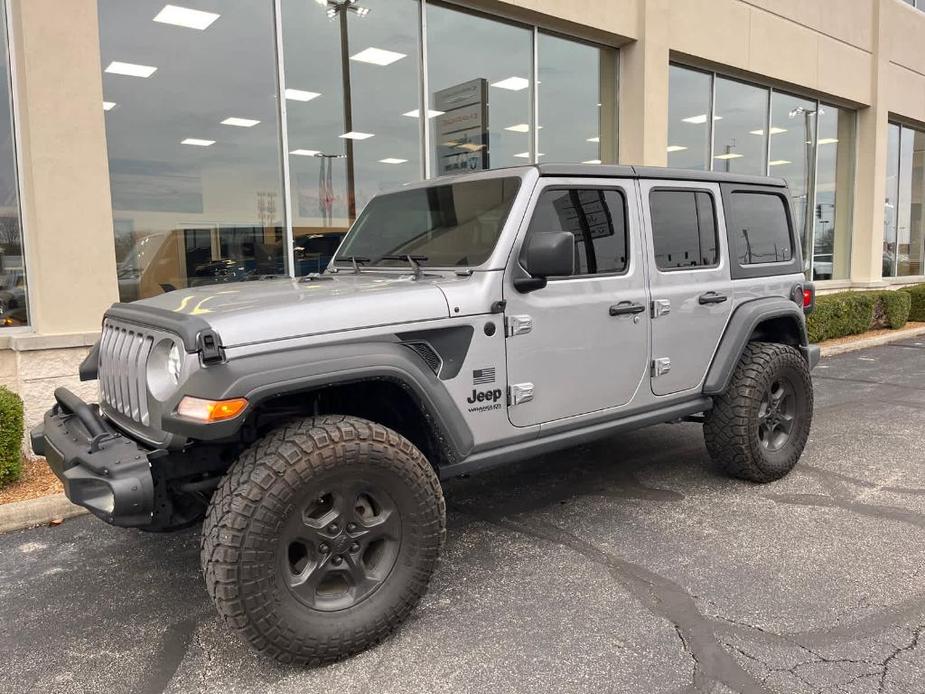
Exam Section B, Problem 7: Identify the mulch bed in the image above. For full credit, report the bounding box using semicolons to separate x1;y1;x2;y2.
0;458;62;505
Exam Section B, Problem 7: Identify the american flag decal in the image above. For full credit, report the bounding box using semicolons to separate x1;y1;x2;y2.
473;367;496;385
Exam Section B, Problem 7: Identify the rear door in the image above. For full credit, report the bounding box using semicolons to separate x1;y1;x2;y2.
502;178;649;426
640;180;732;395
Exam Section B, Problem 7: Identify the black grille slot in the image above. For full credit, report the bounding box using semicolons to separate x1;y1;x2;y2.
403;342;442;376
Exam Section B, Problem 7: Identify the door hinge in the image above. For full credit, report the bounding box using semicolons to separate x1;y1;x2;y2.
652;357;671;377
505;314;533;337
508;382;535;406
651;299;671;319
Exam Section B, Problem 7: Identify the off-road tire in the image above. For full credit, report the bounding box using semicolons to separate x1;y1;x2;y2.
200;415;445;665
704;341;813;483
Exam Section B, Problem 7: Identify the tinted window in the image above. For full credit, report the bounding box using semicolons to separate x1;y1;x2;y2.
527;188;628;275
337;177;521;267
728;192;793;264
650;190;718;269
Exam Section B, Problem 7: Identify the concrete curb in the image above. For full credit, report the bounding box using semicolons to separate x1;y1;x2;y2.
820;325;925;357
0;494;87;534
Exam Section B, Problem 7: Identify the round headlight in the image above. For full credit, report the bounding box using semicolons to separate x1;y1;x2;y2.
166;343;182;383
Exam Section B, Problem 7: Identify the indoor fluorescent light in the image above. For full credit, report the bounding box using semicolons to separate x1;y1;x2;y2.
587;136;600;143
350;47;406;66
682;114;722;124
768;159;791;166
749;127;787;136
103;101;117;111
403;109;444;119
582;159;602;164
505;124;530;133
666;145;687;152
222;117;260;127
340;131;374;140
153;5;220;30
379;158;407;164
714;153;743;160
105;61;157;78
514;151;544;158
818;138;839;145
285;89;321;102
290;149;320;156
491;76;530;91
182;138;214;146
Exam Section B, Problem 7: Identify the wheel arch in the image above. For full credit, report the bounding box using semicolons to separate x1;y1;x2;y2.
704;297;808;395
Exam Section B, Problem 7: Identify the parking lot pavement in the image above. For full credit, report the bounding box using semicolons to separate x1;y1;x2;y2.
2;341;925;694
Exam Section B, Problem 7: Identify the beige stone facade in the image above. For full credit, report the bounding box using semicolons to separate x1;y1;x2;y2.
4;0;925;438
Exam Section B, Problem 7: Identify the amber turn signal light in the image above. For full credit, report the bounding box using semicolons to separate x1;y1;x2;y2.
177;396;248;423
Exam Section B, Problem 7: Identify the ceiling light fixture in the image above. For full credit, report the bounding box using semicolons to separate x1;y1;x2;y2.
350;47;406;66
768;159;791;166
682;114;722;125
513;151;544;158
817;137;839;145
505;124;530;133
379;158;408;164
749;127;787;136
490;76;530;91
221;117;260;127
582;159;602;165
181;138;215;146
153;4;220;30
714;153;743;160
285;89;321;102
666;145;687;152
586;136;600;143
105;61;157;78
402;109;445;119
103;101;117;111
340;131;374;140
290;149;321;156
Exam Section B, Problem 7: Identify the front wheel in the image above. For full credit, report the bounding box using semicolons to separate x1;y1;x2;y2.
200;415;445;665
704;341;813;483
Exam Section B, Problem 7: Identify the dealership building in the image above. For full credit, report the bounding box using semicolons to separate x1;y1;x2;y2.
0;0;922;432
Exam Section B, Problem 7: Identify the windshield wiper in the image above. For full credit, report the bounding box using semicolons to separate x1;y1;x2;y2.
331;255;370;274
377;255;429;278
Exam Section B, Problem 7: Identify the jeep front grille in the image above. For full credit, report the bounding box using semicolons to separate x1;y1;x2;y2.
99;319;156;425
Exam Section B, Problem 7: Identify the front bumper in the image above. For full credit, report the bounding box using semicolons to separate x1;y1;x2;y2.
30;388;157;527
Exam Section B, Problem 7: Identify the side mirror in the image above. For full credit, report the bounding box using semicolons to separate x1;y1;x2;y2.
515;231;575;292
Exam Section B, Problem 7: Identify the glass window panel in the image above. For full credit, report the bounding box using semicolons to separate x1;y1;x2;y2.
712;77;769;176
0;1;25;327
537;33;617;164
649;190;718;269
813;105;854;280
667;66;712;170
768;92;817;271
426;5;532;174
99;0;285;301
883;123;901;278
897;126;925;276
728;192;793;265
281;0;422;276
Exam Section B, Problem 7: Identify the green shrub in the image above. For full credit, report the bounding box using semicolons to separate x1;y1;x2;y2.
900;283;925;322
806;291;876;343
880;290;912;329
0;386;23;487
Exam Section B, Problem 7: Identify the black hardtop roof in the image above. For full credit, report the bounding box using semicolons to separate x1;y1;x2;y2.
533;163;786;188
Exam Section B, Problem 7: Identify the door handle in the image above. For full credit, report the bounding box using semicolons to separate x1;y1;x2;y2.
698;291;728;305
609;302;646;316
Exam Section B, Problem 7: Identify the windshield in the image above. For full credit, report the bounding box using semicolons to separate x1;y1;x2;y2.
335;176;521;268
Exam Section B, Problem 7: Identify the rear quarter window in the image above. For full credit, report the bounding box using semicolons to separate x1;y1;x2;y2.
727;191;793;265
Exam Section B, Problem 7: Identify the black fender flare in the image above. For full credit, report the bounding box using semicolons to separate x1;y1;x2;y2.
703;297;809;395
160;341;475;461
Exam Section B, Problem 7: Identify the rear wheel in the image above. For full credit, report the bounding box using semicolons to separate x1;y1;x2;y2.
201;415;445;665
704;341;813;482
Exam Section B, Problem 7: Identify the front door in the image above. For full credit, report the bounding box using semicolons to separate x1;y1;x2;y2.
503;179;650;427
640;180;733;396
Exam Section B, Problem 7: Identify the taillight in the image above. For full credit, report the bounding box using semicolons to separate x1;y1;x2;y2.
801;283;815;315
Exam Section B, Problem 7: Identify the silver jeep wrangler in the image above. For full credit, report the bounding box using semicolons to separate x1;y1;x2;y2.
32;164;819;664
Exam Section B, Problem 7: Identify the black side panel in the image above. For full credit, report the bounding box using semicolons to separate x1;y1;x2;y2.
720;182;804;280
161;342;474;460
79;341;100;381
105;303;216;352
703;298;808;395
396;325;474;380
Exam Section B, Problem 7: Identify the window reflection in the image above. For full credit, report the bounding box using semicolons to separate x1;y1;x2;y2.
0;0;25;327
813;105;854;280
884;124;901;278
895;126;925;276
426;5;532;174
537;33;617;164
667;65;711;170
712;77;768;176
280;0;421;275
99;0;285;301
